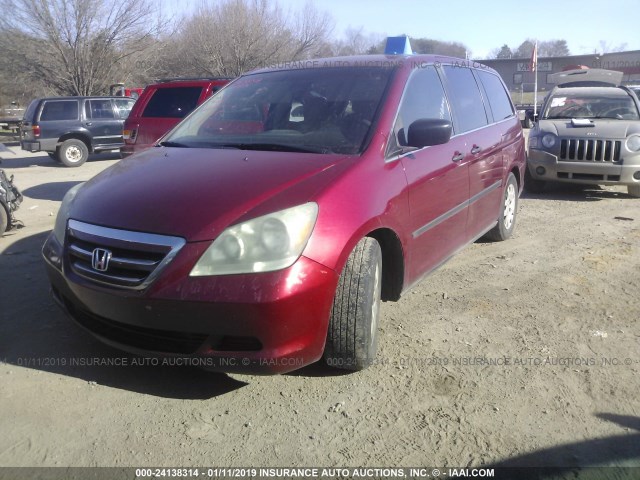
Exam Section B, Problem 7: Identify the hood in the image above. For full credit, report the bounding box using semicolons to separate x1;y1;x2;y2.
71;147;350;242
539;119;640;138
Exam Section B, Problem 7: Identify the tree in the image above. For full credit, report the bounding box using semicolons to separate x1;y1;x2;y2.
368;36;469;58
174;0;333;78
598;40;628;54
539;39;570;57
331;27;383;56
514;39;535;59
0;0;163;96
495;44;513;59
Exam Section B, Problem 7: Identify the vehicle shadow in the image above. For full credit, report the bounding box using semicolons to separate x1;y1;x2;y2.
22;181;83;202
487;414;640;476
521;183;636;202
0;149;121;170
0;230;247;399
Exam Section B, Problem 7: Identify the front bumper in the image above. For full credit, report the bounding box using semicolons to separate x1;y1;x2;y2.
528;148;640;186
43;233;339;374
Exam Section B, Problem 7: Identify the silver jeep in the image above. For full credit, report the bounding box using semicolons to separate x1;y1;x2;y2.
526;69;640;197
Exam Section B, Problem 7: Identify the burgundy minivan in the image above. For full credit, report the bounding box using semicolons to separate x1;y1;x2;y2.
44;54;525;374
121;78;230;157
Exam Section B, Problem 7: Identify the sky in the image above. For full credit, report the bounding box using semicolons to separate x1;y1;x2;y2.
163;0;639;59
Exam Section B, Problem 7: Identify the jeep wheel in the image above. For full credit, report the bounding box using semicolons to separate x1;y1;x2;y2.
628;185;640;198
324;237;382;371
0;205;8;235
58;139;89;167
486;172;518;242
524;164;546;194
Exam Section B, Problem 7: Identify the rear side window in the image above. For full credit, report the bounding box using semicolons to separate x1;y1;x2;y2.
40;100;79;121
443;66;488;133
23;100;39;122
388;66;451;154
114;99;135;119
142;87;203;118
476;71;514;122
86;99;115;119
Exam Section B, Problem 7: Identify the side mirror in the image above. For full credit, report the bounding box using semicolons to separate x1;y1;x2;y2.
407;119;452;148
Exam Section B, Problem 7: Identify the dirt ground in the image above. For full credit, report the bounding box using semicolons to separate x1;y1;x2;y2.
0;143;638;472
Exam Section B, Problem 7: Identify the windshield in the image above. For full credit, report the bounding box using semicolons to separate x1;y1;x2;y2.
543;92;639;120
163;67;395;155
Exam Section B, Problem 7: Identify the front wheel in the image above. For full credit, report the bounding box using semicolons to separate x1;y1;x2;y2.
324;237;382;371
486;172;518;242
58;139;89;167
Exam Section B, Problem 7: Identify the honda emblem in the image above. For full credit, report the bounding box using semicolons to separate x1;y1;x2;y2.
91;248;112;272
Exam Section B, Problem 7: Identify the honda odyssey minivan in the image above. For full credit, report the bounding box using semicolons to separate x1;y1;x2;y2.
44;53;526;374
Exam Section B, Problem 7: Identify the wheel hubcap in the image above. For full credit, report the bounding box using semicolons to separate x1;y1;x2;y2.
66;146;82;163
503;184;516;230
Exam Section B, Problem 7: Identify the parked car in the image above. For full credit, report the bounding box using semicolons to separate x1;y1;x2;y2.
526;69;640;197
121;78;230;157
0;144;23;235
20;96;135;167
43;49;525;374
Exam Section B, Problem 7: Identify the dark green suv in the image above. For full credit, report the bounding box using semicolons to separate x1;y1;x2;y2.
20;96;135;167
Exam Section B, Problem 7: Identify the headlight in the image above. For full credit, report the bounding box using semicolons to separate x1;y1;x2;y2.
541;133;557;149
190;202;318;276
626;134;640;152
53;183;83;243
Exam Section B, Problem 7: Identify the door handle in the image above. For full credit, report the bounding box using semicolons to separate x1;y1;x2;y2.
452;151;464;162
85;122;93;126
471;145;482;155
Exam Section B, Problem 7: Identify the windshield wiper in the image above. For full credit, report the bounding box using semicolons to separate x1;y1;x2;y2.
214;143;331;154
158;141;191;148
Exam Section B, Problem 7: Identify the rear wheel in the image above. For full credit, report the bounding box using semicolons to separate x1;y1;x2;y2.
486;173;518;242
324;237;382;371
58;139;89;167
628;185;640;198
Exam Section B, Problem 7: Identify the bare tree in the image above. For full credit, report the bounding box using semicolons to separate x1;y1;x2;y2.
330;27;383;56
174;0;334;78
598;40;628;54
0;0;163;95
514;39;535;59
539;39;570;57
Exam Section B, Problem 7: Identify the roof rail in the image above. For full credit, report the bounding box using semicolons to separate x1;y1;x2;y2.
155;77;233;83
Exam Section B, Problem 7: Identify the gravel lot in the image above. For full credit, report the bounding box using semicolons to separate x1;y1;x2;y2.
0;144;638;473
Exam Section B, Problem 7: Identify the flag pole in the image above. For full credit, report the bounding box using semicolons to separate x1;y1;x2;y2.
532;41;538;118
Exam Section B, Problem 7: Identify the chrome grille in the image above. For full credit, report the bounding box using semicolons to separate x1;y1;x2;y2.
560;139;621;162
66;219;185;290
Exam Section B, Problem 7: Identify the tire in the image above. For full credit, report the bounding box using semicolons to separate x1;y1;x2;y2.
486;172;518;242
58;139;89;167
524;116;533;129
324;237;382;371
524;163;546;194
628;185;640;198
0;205;7;236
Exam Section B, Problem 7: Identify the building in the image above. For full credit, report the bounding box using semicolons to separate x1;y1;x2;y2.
479;50;640;97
